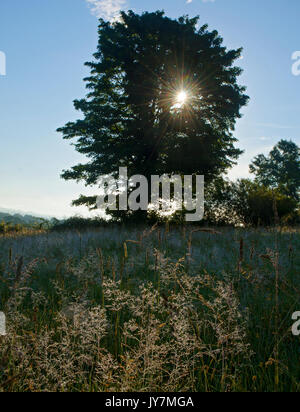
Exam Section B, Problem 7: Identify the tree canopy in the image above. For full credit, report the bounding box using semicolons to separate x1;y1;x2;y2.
58;10;249;216
249;139;300;201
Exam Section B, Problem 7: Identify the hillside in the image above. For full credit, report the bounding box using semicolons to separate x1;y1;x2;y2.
0;210;46;225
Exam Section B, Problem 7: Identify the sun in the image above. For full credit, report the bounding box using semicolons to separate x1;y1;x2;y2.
176;90;188;105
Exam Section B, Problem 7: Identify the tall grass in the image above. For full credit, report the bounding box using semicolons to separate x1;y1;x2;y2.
0;225;299;392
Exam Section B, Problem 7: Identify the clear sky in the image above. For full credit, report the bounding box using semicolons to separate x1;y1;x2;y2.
0;0;299;217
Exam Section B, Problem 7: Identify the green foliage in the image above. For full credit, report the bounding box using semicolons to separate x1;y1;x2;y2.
50;216;108;231
229;179;298;226
0;212;53;235
58;10;249;219
203;177;237;225
202;178;298;226
0;220;24;234
249;139;300;201
0;211;48;229
248;187;297;225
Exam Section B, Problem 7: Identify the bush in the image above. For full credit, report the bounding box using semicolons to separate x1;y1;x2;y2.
230;180;298;226
0;221;25;234
50;216;108;232
201;178;298;227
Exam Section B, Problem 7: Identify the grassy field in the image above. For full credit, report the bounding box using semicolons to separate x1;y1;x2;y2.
0;225;299;392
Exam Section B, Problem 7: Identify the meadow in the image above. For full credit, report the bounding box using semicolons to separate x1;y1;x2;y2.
0;224;299;392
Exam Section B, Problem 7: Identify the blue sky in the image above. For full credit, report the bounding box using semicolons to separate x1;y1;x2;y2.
0;0;299;217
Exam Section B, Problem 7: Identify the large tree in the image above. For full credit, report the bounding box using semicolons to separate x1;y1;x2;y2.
58;10;249;217
249;139;300;201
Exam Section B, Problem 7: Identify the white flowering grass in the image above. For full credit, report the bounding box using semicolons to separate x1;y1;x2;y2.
0;225;299;392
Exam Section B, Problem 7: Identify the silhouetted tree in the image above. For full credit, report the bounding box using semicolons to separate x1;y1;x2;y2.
58;10;249;219
250;139;300;201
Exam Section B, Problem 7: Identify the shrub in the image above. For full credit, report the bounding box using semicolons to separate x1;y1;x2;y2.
50;216;108;232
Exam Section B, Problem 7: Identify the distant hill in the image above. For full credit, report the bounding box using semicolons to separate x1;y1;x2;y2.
0;210;47;226
0;207;51;218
